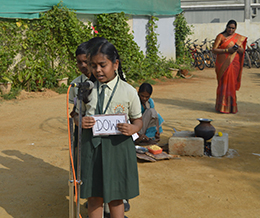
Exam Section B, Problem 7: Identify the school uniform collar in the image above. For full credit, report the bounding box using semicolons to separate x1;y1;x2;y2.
99;74;119;91
81;74;89;82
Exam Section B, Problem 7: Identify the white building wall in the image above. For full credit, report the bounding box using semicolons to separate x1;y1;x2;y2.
131;16;148;55
188;21;260;44
181;0;260;44
132;16;176;60
156;16;176;60
78;14;177;60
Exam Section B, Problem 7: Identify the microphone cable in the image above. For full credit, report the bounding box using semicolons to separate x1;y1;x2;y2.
66;85;82;218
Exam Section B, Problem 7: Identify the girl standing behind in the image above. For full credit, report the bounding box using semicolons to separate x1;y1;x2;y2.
136;82;164;143
74;40;142;218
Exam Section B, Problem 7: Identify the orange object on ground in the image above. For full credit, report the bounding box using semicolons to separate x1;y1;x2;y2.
148;145;162;154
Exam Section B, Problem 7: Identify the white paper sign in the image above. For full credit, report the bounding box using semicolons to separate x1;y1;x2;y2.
92;114;127;136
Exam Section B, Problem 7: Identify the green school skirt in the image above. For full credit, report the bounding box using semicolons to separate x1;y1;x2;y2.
80;129;139;203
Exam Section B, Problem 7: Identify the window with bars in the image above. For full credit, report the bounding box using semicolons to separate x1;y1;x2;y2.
252;0;259;18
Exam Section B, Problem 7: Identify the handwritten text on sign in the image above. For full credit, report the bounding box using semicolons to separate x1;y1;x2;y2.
92;114;127;136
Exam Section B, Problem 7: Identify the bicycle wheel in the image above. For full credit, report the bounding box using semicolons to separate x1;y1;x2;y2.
209;51;216;67
195;53;205;70
247;50;255;67
191;53;196;68
253;50;260;68
243;51;251;68
202;50;212;68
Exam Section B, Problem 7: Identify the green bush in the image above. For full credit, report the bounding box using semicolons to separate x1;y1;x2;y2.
95;12;145;80
174;13;193;65
0;87;21;100
0;3;192;94
13;2;93;91
96;13;175;80
0;19;23;84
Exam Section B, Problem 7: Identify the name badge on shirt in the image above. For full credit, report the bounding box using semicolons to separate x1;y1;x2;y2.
92;113;127;136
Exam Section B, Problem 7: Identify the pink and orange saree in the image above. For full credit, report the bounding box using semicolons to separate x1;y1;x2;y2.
213;33;247;113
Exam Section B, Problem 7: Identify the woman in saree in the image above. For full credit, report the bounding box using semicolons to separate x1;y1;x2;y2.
212;20;247;114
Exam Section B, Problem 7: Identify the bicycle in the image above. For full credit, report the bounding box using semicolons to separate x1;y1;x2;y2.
244;46;252;68
247;41;260;68
185;39;205;70
201;38;215;68
192;40;206;70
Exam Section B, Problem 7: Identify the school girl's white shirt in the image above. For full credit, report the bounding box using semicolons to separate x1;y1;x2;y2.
76;74;142;120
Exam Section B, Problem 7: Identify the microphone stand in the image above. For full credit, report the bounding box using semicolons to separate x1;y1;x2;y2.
68;117;74;218
69;82;92;218
75;84;85;218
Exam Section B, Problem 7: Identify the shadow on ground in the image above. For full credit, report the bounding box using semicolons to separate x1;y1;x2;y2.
0;150;69;218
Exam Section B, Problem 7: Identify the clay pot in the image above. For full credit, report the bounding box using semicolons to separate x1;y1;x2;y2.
0;82;12;94
194;118;216;141
57;77;68;87
180;69;189;76
169;68;179;78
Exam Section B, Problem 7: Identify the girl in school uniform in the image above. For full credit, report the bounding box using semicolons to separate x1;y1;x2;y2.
74;40;142;218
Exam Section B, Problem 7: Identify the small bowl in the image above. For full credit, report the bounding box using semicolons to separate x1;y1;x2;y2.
135;146;148;154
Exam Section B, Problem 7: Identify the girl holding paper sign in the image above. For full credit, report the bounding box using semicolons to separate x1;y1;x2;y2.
74;39;142;218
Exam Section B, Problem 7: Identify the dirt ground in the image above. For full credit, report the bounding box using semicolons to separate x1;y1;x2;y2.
0;67;260;218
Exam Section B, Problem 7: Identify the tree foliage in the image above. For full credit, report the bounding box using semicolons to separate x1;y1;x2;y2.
0;3;186;93
174;13;193;64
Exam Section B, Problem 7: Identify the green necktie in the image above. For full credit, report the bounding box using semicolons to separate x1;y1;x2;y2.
92;84;107;148
99;84;107;114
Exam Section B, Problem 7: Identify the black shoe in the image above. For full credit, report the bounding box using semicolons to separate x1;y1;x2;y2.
124;199;130;212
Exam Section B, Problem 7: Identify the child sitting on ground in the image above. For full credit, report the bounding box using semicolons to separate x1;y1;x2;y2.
136;82;164;143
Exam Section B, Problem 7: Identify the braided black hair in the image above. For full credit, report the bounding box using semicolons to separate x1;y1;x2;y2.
76;37;108;57
90;40;127;82
76;37;109;83
76;38;108;103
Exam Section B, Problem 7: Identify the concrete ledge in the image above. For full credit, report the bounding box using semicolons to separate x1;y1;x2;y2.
168;136;204;156
172;131;195;137
211;133;229;157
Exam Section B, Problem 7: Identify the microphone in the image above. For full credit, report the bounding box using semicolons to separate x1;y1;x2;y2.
70;80;94;90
